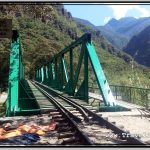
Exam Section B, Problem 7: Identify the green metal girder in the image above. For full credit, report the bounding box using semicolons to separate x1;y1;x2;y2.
64;50;74;95
6;31;40;117
84;43;88;103
44;65;51;86
46;66;49;79
48;62;53;86
53;58;59;89
57;57;64;90
15;109;41;116
72;44;84;94
86;42;116;106
49;61;58;88
51;34;91;62
74;43;88;103
41;67;44;83
75;80;86;99
52;62;55;80
6;31;21;116
38;69;40;81
43;66;47;84
62;57;69;83
35;70;38;80
38;69;41;82
36;69;39;81
35;33;116;106
69;50;73;94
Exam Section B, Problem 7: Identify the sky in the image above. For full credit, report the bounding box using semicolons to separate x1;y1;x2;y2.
64;4;150;26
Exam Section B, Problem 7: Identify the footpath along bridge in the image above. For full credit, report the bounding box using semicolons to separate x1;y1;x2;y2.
1;30;150;145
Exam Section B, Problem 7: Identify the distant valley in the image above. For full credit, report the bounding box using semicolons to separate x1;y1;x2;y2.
0;4;149;90
124;26;150;67
74;17;150;67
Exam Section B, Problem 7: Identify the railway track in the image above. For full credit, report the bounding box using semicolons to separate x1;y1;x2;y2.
30;80;146;145
27;81;93;145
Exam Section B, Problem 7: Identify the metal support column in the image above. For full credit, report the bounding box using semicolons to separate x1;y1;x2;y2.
84;43;88;103
69;49;73;95
6;30;21;116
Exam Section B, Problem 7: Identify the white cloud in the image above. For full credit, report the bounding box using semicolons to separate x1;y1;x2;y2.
135;6;150;17
109;5;150;19
104;17;111;24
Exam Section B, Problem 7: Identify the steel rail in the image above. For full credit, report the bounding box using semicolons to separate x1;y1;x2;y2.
31;81;94;145
33;81;146;145
34;81;90;122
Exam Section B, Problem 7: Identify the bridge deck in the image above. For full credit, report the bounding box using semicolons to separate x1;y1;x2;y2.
27;81;56;112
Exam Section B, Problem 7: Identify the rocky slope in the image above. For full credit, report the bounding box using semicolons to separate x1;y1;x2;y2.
124;26;150;67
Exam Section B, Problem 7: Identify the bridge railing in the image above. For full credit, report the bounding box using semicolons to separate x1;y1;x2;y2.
35;33;116;106
110;85;150;108
88;84;150;108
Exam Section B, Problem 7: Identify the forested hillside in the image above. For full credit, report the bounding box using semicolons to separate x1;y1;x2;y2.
0;4;150;91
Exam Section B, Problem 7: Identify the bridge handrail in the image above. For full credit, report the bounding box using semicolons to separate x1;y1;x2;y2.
88;84;150;91
88;84;150;108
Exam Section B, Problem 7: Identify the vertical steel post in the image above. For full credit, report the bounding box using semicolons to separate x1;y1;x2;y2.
86;41;116;106
41;67;44;83
62;57;69;83
58;55;64;90
48;62;53;86
61;55;64;88
54;58;58;88
37;69;39;81
115;86;117;100
69;49;73;95
84;43;88;103
6;30;21;116
35;70;37;80
38;69;40;81
40;67;42;82
46;63;51;86
46;66;48;79
43;66;47;84
51;62;55;87
72;44;84;94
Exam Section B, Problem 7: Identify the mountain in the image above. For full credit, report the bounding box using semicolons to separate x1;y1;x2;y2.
104;17;137;35
115;17;150;38
74;17;128;50
98;25;129;50
0;4;149;91
124;26;150;67
98;17;150;49
74;17;98;30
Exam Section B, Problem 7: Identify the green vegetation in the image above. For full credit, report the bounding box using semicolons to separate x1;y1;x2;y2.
0;4;149;92
98;26;129;49
110;85;150;108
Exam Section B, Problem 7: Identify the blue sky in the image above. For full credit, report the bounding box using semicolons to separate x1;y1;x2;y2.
64;4;150;26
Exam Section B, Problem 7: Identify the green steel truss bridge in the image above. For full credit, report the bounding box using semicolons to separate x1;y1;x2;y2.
3;30;150;145
5;30;119;117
